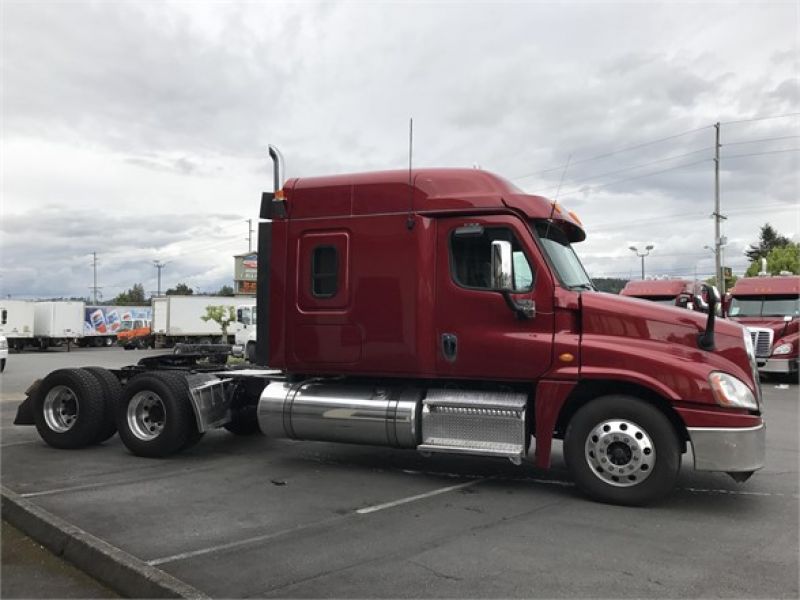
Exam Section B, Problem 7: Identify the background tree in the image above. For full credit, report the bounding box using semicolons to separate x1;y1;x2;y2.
745;242;799;277
745;223;791;262
591;278;629;294
113;283;147;305
705;273;738;292
166;282;193;295
216;285;235;296
201;305;236;340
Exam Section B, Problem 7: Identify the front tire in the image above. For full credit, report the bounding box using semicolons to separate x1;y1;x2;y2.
116;371;199;458
563;395;681;506
32;369;106;449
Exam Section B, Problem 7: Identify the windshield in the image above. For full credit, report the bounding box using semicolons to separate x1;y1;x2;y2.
729;295;800;318
639;297;677;306
534;221;593;290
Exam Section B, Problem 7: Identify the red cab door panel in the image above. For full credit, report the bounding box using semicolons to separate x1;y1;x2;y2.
434;215;554;381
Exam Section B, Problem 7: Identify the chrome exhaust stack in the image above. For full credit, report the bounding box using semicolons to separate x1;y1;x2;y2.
268;144;285;193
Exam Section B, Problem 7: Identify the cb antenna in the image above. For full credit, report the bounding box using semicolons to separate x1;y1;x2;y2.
544;154;572;238
406;117;415;231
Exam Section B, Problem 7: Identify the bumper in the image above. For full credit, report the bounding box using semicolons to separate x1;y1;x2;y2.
760;357;798;374
688;423;766;473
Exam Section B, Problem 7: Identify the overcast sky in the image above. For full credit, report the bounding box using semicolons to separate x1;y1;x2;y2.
2;0;798;300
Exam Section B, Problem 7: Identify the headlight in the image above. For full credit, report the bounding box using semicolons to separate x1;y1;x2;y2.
772;343;793;356
709;372;758;410
742;328;756;362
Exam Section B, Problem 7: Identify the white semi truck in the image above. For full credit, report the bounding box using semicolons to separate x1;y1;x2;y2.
0;300;35;351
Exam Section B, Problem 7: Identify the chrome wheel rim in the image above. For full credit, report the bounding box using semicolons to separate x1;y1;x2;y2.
127;391;166;441
585;419;655;487
43;385;79;432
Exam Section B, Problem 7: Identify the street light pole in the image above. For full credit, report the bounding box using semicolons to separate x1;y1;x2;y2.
153;260;167;296
629;245;654;280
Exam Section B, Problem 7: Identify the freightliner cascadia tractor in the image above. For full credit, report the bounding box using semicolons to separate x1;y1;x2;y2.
727;275;799;378
15;147;765;506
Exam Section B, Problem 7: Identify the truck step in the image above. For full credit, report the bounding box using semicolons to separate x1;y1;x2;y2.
419;389;527;462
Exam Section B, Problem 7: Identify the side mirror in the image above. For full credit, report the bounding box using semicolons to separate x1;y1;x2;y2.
490;240;514;291
491;240;535;320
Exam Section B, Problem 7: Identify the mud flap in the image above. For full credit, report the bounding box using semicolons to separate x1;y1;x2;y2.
14;397;35;425
13;380;41;425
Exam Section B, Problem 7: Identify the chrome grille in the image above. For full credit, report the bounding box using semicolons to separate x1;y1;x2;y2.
748;328;774;358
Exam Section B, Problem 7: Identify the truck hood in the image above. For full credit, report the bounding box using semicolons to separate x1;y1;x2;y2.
580;292;755;393
727;316;798;340
583;292;745;344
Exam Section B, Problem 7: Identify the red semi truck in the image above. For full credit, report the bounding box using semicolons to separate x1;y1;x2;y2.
619;279;694;308
15;147;765;506
727;275;799;377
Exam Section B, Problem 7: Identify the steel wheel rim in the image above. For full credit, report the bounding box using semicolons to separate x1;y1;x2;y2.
43;385;79;432
585;419;655;487
127;391;166;441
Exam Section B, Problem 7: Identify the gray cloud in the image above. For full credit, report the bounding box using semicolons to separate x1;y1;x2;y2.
1;1;797;297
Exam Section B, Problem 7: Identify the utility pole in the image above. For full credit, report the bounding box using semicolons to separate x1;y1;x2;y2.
247;219;254;253
712;122;727;294
89;252;101;303
153;260;167;296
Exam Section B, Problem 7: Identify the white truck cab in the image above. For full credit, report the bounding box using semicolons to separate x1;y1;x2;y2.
233;304;257;361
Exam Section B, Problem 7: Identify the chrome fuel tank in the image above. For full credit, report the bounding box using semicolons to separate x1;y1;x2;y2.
258;381;422;448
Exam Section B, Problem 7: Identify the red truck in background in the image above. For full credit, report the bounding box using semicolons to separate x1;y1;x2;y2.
15;146;765;506
620;279;694;308
727;275;799;378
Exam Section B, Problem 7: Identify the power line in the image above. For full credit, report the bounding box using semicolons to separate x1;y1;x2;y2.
721;148;800;160
720;112;800;126
557;158;711;197
723;135;800;147
529;146;714;195
511;124;713;181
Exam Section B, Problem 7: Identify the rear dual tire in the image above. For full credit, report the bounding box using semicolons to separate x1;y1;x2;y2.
116;371;203;458
31;367;120;449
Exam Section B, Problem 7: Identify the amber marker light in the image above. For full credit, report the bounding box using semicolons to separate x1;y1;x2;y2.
559;353;574;363
275;189;286;200
568;210;582;226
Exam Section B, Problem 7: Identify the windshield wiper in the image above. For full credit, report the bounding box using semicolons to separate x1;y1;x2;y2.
569;283;594;291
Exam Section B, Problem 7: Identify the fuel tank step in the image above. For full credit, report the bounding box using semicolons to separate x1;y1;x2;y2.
417;389;528;462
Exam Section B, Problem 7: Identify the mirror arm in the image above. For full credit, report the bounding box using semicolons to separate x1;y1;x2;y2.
502;291;534;320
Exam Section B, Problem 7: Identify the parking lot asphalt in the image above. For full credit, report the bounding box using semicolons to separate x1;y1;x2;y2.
1;347;798;598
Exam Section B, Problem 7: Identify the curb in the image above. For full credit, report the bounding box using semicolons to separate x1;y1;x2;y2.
1;486;208;599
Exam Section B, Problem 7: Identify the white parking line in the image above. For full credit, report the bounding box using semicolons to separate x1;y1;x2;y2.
355;479;483;514
0;441;39;449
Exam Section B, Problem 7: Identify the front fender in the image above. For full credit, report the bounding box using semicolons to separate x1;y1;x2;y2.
580;333;754;406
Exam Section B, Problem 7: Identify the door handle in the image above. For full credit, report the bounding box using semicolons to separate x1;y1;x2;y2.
441;333;458;363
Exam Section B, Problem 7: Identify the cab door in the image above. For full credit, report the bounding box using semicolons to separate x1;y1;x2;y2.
434;215;555;381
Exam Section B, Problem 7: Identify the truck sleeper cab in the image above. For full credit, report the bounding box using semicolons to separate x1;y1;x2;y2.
16;157;765;506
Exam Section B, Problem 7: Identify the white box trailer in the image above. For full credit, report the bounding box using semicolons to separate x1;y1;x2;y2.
151;296;244;346
0;300;35;350
81;305;153;347
33;301;85;350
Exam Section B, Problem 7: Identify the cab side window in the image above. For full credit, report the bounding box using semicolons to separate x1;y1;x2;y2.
451;227;533;292
312;246;338;298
